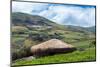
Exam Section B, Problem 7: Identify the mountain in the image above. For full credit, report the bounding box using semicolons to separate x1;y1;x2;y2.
12;12;95;33
85;26;96;33
12;12;57;26
65;25;95;33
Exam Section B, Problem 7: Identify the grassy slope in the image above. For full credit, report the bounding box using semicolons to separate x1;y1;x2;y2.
12;26;96;66
12;47;95;66
12;38;96;66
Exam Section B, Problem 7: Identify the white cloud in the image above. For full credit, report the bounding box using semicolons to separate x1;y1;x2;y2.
12;2;34;14
12;1;49;14
39;10;57;19
41;5;95;27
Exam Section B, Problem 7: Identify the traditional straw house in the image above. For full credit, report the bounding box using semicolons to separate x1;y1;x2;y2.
31;39;76;57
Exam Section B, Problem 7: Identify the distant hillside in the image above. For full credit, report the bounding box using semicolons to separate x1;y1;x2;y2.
12;12;57;26
86;26;96;33
65;25;95;33
12;12;95;33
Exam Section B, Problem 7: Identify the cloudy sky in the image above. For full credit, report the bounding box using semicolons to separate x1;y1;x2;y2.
12;1;96;27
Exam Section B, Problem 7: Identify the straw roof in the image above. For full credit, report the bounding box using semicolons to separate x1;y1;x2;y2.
31;39;76;57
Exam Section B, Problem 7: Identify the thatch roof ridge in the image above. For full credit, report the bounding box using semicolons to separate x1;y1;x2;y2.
31;39;74;50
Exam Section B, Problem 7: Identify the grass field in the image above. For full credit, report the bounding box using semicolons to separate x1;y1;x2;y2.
12;37;96;66
12;47;95;66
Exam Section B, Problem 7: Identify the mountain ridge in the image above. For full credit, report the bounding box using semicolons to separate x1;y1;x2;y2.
12;12;57;26
12;12;95;33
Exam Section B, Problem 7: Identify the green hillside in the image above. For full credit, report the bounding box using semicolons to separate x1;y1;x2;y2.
12;12;58;27
11;12;96;66
65;25;95;33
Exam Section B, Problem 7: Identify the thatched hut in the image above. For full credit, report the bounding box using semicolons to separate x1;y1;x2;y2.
31;39;76;57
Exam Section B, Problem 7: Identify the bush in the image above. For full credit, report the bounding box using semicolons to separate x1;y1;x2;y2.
28;32;63;42
12;38;33;61
12;46;33;61
89;40;96;47
28;32;49;42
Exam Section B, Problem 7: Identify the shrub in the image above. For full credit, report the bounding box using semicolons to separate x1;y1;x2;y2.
12;38;33;61
12;46;33;61
28;32;63;42
28;32;49;42
89;40;96;47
